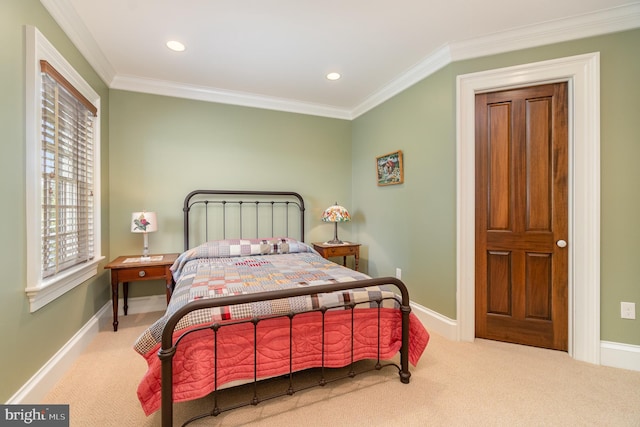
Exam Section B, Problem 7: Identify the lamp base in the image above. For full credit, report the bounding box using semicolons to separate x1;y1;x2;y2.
326;222;346;245
325;238;344;245
141;233;150;261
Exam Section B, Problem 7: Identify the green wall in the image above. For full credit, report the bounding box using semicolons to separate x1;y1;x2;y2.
352;28;640;345
108;91;353;297
2;0;638;404
0;0;110;402
352;66;457;315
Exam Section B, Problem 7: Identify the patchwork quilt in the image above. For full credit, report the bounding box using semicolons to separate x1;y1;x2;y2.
134;238;429;415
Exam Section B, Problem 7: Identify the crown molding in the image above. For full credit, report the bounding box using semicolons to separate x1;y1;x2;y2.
352;2;640;118
110;74;353;120
449;2;640;62
42;1;640;120
40;0;116;85
351;44;451;119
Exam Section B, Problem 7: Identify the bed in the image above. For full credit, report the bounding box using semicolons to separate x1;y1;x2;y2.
133;190;430;426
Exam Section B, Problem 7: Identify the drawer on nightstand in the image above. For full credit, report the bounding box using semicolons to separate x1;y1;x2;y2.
325;246;357;257
117;266;166;281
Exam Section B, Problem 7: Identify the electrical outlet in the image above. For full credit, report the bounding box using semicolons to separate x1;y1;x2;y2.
395;268;402;280
621;302;636;320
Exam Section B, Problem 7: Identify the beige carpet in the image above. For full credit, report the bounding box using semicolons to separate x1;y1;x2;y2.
42;311;640;426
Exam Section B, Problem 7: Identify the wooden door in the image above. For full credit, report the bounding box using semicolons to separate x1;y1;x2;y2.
475;83;568;351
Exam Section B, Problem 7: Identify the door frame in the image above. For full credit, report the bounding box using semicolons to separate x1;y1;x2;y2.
456;53;601;364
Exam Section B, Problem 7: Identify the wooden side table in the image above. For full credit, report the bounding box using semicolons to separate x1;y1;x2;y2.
104;253;179;331
312;242;361;271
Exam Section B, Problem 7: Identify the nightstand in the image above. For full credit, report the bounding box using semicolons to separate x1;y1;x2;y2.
105;253;179;331
312;242;361;271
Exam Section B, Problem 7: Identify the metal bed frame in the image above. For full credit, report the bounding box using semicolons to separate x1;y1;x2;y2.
182;189;306;249
158;190;413;426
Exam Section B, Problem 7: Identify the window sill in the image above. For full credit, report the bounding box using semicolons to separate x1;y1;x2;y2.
25;256;105;312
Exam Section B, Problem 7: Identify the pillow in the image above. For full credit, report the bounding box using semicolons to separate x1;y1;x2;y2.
171;238;314;280
180;237;313;261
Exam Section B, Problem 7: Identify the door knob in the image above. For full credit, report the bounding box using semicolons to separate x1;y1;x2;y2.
556;240;567;248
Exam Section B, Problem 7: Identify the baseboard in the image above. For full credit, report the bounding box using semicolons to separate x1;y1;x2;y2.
6;303;110;404
8;296;638;404
410;301;458;341
600;341;640;372
410;302;640;372
116;294;167;316
7;295;166;404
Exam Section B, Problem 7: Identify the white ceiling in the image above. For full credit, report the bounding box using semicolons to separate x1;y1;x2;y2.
41;0;639;119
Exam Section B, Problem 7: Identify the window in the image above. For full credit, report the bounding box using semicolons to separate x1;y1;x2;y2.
25;26;103;312
40;61;97;278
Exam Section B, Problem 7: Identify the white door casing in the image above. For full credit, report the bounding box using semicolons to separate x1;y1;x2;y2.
456;53;601;364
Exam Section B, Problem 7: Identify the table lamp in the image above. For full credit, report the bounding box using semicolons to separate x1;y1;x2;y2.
131;211;158;260
321;202;351;244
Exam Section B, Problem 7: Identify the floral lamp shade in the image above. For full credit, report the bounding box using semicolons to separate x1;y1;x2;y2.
321;203;350;244
131;211;158;259
131;211;158;233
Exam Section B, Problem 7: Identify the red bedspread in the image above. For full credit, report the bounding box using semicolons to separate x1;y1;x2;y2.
138;308;428;415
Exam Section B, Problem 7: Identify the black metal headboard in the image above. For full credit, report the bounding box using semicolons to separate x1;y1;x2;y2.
183;190;306;251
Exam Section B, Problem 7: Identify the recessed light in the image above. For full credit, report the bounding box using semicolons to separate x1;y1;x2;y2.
166;40;186;52
326;72;341;81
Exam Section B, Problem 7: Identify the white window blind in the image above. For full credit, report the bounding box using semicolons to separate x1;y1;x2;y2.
25;26;102;312
40;60;97;278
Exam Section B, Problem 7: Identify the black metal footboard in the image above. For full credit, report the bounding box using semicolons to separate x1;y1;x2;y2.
158;277;412;427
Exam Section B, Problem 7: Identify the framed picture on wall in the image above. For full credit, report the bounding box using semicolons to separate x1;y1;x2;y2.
376;150;404;186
